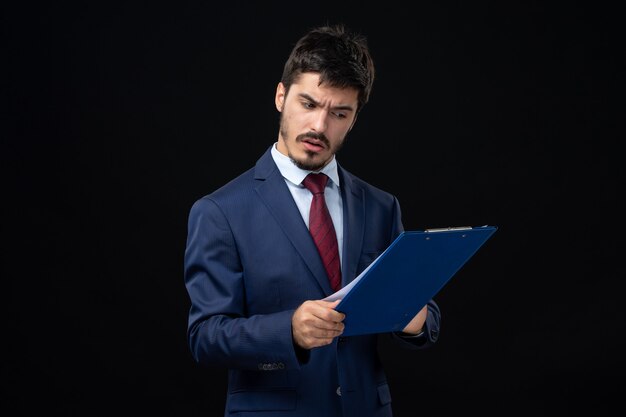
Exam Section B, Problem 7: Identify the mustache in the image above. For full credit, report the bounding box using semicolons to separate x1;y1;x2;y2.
296;132;330;147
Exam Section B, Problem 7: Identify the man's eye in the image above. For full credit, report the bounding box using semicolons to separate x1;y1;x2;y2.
303;102;315;109
332;112;347;119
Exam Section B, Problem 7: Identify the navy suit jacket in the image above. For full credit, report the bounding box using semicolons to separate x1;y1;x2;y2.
184;146;441;417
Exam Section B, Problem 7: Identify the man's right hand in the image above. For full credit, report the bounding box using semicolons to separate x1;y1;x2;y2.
292;299;345;349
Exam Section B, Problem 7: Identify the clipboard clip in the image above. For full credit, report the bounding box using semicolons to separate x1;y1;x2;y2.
425;226;473;232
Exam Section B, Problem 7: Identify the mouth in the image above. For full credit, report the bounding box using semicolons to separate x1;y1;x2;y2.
300;136;327;153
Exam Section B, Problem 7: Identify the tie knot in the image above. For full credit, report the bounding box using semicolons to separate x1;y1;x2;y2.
302;173;329;195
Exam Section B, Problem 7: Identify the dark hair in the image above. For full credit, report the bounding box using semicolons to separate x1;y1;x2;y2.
280;24;375;112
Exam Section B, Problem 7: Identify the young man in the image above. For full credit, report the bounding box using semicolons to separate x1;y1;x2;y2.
184;24;441;417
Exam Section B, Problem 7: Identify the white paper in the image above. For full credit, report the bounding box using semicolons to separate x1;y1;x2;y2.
323;248;387;302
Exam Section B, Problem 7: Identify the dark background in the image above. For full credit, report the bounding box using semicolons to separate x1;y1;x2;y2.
3;1;623;416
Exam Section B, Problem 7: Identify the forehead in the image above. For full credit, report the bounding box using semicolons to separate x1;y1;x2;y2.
290;73;359;107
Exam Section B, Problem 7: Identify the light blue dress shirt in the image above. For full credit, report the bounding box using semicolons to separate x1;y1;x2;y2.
271;142;344;269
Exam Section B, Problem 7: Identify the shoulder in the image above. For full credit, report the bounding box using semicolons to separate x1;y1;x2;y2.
192;166;257;210
192;145;276;203
340;166;399;205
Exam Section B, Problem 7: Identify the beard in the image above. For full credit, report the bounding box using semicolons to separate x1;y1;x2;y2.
279;115;345;171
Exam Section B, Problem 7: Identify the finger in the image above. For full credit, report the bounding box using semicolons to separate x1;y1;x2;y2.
313;320;344;334
326;299;342;308
311;304;345;323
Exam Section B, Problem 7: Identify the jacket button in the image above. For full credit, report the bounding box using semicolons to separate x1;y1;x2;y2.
336;386;342;396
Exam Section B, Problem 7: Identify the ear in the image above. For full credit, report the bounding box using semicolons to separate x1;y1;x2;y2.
275;82;286;112
348;112;359;132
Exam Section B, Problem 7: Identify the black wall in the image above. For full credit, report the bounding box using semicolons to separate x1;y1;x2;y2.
4;2;623;416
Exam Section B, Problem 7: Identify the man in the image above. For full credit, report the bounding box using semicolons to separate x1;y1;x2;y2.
184;24;441;417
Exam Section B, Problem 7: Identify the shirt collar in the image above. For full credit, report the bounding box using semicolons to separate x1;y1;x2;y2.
271;142;340;188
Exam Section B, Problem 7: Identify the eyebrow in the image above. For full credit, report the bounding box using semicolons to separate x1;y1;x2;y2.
298;93;355;112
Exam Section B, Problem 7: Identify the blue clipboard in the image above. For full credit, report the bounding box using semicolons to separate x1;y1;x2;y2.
331;225;497;336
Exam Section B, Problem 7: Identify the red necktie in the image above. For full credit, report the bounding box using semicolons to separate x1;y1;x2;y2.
302;173;341;292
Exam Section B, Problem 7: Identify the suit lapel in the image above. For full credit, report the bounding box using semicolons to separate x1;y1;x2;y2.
338;166;365;286
253;148;333;294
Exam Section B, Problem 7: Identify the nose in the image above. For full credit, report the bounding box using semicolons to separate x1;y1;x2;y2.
310;109;328;133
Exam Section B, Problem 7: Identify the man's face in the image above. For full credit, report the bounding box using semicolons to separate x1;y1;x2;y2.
275;72;359;171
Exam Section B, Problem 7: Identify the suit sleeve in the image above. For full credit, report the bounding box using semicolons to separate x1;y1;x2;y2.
184;197;303;371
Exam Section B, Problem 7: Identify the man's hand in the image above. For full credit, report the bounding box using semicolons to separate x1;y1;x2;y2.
292;299;345;349
402;305;428;335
